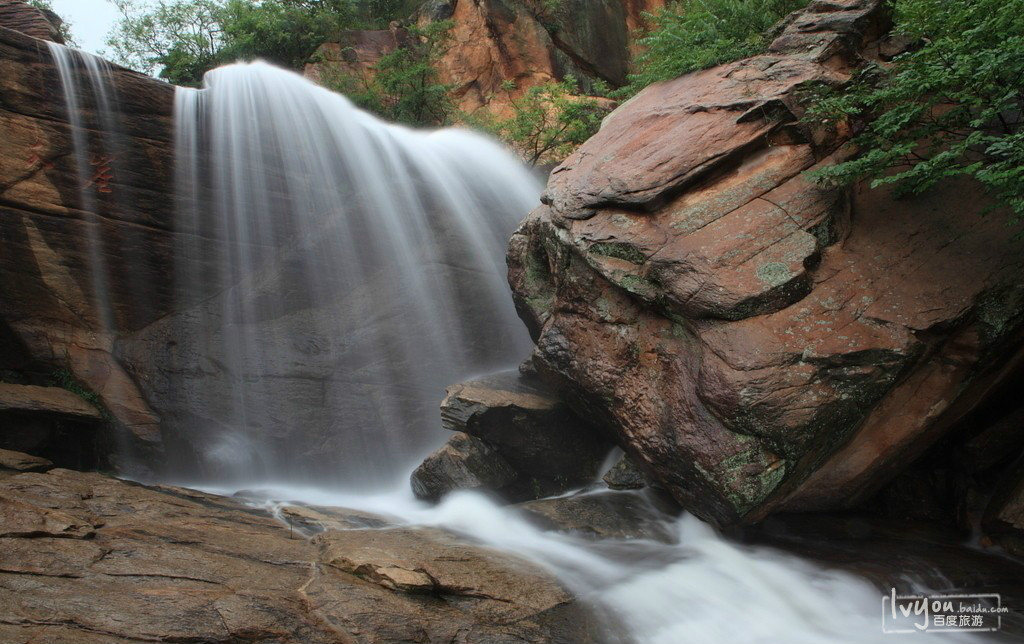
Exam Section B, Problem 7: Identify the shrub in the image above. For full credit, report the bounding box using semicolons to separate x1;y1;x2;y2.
619;0;809;97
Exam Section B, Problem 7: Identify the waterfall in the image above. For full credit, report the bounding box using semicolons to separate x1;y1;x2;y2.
45;42;118;333
167;61;538;486
42;48;995;644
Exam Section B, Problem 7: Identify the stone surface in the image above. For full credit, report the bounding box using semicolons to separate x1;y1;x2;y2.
411;431;519;500
0;467;600;643
0;19;177;458
304;26;409;86
439;370;613;498
0;383;100;420
0;448;52;472
602;452;647;490
307;0;667;116
508;0;1024;527
0;383;102;469
0;0;63;43
515;490;678;542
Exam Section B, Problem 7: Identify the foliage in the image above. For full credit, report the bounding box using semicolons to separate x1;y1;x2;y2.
48;368;103;409
619;0;808;97
105;0;225;85
216;0;355;71
321;20;454;127
26;0;77;45
468;76;608;166
805;0;1024;219
104;0;413;86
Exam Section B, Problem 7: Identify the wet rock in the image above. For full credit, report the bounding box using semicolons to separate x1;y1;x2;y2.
732;512;1024;636
440;370;613;499
279;504;392;534
516;490;679;542
508;0;1024;527
0;22;175;458
0;448;52;472
602;452;647;490
0;468;600;643
410;431;519;500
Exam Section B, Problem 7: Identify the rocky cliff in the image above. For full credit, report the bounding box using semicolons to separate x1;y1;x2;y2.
508;0;1024;527
0;13;179;467
307;0;667;116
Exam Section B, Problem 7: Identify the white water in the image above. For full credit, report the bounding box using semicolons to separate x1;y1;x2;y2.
46;42;116;333
168;61;538;485
45;51;1001;644
199;482;991;644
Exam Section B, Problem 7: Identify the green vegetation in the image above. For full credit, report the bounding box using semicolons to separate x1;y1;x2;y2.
105;0;415;86
320;20;454;127
466;77;608;166
48;368;103;409
805;0;1024;219
619;0;808;97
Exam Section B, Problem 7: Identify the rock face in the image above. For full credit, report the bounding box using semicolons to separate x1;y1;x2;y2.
0;0;63;43
0;15;180;464
0;467;599;643
412;370;612;500
508;0;1024;527
308;0;667;116
304;26;410;86
0;383;102;469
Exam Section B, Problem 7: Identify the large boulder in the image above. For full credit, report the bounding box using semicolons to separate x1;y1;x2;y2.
507;0;1024;527
0;467;600;643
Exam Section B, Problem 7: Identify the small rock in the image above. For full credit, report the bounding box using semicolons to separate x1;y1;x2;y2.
410;432;518;500
515;490;679;543
602;452;647;490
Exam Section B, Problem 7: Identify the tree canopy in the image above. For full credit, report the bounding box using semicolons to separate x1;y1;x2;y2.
806;0;1024;219
104;0;416;86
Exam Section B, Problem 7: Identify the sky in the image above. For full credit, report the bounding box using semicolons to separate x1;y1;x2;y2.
50;0;123;56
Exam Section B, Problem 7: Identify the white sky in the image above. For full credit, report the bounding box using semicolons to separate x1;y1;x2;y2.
50;0;123;55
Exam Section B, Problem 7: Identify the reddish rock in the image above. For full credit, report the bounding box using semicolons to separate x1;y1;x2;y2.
304;27;409;87
0;468;600;643
307;0;667;116
508;0;1024;526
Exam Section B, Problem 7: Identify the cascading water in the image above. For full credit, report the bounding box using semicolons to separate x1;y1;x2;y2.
45;49;1005;644
45;42;118;334
166;61;538;486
